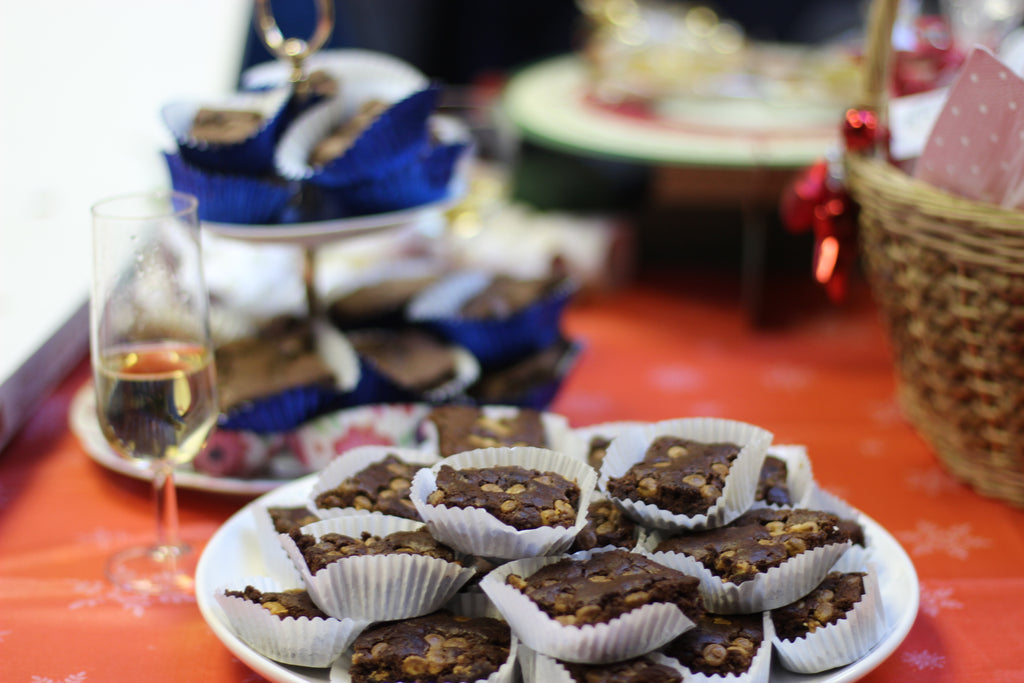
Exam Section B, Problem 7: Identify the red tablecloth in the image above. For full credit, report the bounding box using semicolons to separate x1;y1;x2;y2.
3;272;1023;682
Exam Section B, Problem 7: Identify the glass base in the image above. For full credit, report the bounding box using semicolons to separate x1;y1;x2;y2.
106;542;197;596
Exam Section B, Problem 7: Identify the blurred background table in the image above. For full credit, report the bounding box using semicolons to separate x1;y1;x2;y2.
503;54;841;325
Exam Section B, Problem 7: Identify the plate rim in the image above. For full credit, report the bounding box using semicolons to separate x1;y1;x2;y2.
194;475;920;683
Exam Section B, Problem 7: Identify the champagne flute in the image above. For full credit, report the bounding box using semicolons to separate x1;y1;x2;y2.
90;190;218;595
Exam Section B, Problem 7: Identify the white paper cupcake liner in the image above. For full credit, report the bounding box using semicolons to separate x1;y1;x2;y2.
599;418;774;531
162;89;291;148
309;445;440;519
252;504;319;586
280;515;475;621
572;420;651;472
313;319;361;392
417;404;583;461
329;627;519;683
771;562;887;674
480;551;697;664
804;485;882;570
750;443;815;509
643;528;852;614
286;403;433;472
410;446;598;559
214;575;369;668
654;611;775;683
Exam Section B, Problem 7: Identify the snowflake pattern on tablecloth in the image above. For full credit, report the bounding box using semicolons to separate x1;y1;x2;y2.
30;673;87;683
0;629;11;643
858;436;886;458
906;467;963;497
68;580;194;617
898;520;992;560
867;398;903;426
648;364;704;392
760;365;813;391
75;528;136;550
919;583;963;618
901;649;947;670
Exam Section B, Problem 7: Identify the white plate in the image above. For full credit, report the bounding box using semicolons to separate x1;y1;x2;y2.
195;476;919;683
202;195;457;248
69;384;285;496
69;384;429;496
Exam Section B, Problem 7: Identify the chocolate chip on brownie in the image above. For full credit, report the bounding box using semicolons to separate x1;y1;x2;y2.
755;455;791;506
426;464;580;530
663;612;763;675
314;454;425;520
771;571;867;641
605;436;741;516
505;549;703;626
349;610;511;683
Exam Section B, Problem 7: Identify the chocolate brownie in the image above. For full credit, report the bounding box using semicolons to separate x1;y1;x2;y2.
506;549;703;626
586;435;613;471
771;571;867;641
468;338;574;404
223;585;329;619
326;276;437;330
309;99;389;167
348;328;457;392
349;610;511;683
267;506;321;534
290;527;459;574
314;454;424;520
190;108;263;144
215;316;334;411
663;612;763;675
605;436;741;516
426;464;580;530
424;405;548;457
563;657;683;683
570;499;639;551
459;274;563;319
654;508;853;584
755;455;791;506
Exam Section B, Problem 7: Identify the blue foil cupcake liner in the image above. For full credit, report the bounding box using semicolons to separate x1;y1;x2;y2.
344;335;480;406
317;140;468;215
163;152;293;224
276;86;441;187
217;384;347;434
469;338;584;411
162;88;291;175
408;271;579;367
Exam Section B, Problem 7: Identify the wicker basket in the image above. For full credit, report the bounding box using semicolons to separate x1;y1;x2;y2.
848;0;1024;506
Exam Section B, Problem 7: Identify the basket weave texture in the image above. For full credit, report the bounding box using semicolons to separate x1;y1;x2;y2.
848;151;1024;507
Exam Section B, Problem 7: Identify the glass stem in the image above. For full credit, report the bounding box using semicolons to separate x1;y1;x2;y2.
152;461;181;553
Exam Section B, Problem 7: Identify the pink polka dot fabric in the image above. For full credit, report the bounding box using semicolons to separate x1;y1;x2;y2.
915;47;1024;208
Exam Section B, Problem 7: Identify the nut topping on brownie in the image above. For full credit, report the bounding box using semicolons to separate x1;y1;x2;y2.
571;499;639;551
654;508;852;584
314;454;425;520
289;527;459;574
663;612;763;675
425;405;548;457
427;464;580;530
349;610;511;683
606;436;741;516
506;549;703;626
223;585;329;620
755;455;791;506
563;657;684;683
771;571;867;641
